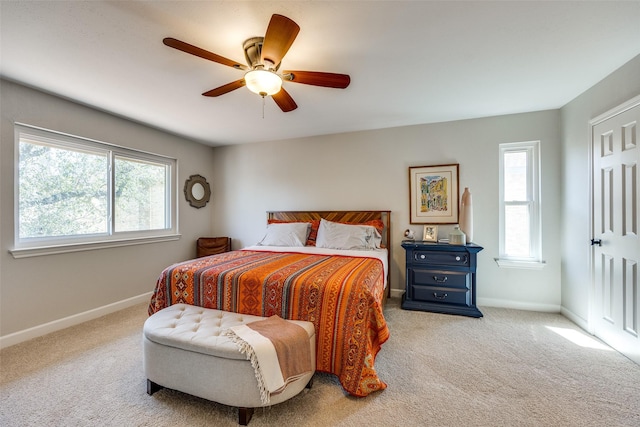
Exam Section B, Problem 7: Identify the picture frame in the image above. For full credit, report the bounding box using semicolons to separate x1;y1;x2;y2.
409;164;459;224
423;225;438;242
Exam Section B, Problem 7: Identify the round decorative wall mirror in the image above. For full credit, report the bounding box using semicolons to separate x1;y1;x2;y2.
184;174;211;208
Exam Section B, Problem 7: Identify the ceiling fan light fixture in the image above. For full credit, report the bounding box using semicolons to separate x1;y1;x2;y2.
245;69;282;97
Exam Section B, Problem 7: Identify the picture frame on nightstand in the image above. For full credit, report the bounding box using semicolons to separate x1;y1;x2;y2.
423;225;438;242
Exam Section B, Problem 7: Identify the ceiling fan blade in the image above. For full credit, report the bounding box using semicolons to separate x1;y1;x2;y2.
261;14;300;68
163;37;247;70
283;71;351;89
202;79;246;97
272;87;298;112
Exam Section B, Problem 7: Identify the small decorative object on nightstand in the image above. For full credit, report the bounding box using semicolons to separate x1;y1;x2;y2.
401;240;483;317
404;229;415;240
448;226;466;245
459;187;473;241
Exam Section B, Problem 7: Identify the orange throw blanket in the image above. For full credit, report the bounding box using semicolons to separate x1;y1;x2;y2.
224;315;312;404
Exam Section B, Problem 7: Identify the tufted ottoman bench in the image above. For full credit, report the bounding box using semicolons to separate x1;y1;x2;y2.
143;304;315;425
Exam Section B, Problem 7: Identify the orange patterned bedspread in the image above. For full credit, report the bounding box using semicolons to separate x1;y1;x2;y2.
148;249;389;397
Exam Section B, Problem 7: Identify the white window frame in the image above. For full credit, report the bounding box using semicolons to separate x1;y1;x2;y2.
11;123;180;258
496;140;545;269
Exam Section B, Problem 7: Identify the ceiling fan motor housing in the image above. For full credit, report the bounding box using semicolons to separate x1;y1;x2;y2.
243;37;277;71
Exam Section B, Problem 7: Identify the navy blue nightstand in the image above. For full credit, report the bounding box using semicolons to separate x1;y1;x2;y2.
401;241;483;318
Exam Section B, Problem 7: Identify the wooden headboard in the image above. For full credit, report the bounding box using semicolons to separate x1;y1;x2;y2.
267;210;391;297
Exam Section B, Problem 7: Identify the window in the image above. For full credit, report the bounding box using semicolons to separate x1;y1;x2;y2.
12;124;178;258
497;141;544;269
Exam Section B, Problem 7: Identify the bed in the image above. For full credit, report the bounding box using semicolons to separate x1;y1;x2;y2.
148;210;390;397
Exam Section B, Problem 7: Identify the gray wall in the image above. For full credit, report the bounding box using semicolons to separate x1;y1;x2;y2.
2;54;638;344
209;110;563;310
560;54;640;327
0;80;215;337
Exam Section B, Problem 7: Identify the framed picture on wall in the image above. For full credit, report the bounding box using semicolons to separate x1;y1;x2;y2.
423;225;438;242
409;164;459;224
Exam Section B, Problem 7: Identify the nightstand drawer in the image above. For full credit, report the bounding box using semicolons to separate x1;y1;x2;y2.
411;285;470;306
410;269;470;289
413;251;469;266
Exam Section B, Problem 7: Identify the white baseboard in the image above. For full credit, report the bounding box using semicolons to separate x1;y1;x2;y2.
0;292;576;349
389;292;561;313
478;297;561;313
560;306;590;332
0;292;153;349
390;288;405;299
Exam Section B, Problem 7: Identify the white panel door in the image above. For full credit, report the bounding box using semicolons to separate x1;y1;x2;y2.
591;97;640;364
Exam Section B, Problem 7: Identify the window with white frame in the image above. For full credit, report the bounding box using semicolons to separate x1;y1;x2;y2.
497;141;544;268
12;124;178;257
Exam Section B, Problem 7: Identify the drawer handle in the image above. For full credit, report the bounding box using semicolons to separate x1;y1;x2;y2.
433;292;448;300
432;275;448;283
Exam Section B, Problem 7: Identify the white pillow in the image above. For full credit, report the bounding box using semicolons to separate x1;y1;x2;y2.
257;222;310;247
315;218;382;250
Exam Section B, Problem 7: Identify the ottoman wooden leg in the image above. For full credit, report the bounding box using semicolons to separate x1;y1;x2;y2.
238;407;254;425
147;379;164;396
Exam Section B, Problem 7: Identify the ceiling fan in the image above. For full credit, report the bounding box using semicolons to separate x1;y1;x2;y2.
163;14;351;112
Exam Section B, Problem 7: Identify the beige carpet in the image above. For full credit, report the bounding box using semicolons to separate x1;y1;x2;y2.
1;298;639;426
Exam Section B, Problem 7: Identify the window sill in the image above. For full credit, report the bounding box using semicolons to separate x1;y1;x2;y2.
494;258;546;270
9;234;181;259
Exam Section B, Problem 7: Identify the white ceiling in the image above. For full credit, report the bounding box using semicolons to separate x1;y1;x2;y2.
1;1;639;147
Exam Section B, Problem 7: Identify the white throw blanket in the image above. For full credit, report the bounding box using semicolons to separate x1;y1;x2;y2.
224;315;312;404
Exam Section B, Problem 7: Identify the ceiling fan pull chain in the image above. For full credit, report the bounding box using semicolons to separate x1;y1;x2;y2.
262;95;265;119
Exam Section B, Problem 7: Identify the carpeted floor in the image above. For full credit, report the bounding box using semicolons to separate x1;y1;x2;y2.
1;298;639;426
